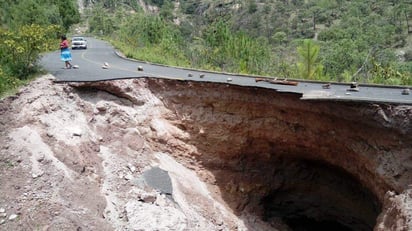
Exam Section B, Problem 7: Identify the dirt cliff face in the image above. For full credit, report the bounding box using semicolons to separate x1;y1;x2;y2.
1;76;412;230
141;78;412;230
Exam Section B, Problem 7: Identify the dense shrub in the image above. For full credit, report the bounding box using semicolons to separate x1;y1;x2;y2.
0;24;60;79
0;0;78;95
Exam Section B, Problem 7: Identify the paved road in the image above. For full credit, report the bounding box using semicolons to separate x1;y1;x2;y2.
40;37;412;105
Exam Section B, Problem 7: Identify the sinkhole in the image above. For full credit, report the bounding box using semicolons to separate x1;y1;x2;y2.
204;148;384;230
78;79;410;230
259;158;381;231
141;79;400;230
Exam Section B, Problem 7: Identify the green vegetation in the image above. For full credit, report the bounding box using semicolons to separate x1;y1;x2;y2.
0;0;78;97
297;39;324;80
1;0;412;97
87;0;412;85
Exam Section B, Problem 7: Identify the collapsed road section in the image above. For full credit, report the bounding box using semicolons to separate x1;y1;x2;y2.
141;78;412;230
1;76;412;230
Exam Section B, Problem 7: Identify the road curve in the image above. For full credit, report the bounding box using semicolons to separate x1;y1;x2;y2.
40;37;412;105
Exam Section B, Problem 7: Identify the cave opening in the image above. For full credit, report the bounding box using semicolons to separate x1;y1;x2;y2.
259;158;381;231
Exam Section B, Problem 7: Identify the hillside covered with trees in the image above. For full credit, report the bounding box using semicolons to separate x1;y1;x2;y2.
86;0;412;85
1;0;412;96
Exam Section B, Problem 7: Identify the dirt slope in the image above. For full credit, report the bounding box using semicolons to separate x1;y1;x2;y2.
0;76;244;231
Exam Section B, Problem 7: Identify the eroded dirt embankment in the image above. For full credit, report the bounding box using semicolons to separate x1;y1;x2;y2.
141;78;412;230
1;76;412;231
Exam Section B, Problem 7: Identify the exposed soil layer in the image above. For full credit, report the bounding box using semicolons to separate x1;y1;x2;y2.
142;78;412;230
1;76;412;230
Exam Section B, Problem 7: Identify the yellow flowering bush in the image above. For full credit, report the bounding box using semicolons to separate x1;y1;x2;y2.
0;24;61;79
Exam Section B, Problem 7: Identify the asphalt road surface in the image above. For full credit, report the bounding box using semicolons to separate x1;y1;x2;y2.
40;37;412;105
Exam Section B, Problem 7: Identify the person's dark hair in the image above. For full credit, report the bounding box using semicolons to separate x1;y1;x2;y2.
61;35;67;40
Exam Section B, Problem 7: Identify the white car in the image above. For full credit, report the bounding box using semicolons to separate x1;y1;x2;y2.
71;37;87;49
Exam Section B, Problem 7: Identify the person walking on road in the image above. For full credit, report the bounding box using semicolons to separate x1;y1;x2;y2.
60;35;73;69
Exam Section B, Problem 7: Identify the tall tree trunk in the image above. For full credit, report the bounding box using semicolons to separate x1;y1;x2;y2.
313;14;316;31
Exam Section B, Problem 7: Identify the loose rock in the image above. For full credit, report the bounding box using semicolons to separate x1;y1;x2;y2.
8;214;18;221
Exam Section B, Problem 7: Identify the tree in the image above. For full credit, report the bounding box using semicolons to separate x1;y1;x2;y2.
3;0;79;30
7;0;59;29
392;0;412;34
89;4;117;35
272;31;287;45
321;39;363;81
308;6;322;31
55;0;80;30
247;0;258;14
159;0;174;21
297;39;323;80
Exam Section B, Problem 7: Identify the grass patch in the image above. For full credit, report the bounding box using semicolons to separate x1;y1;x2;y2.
111;40;190;68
